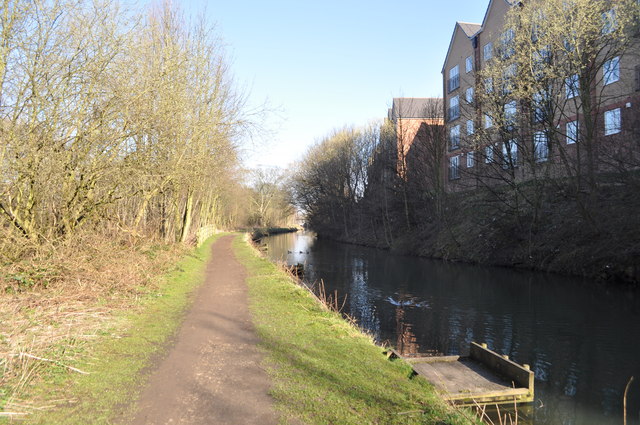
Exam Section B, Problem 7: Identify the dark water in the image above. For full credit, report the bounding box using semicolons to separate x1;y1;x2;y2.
262;231;640;425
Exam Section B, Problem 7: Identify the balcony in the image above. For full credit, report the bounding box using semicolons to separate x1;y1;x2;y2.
448;105;460;122
533;108;546;124
447;74;460;93
449;157;460;180
450;137;460;150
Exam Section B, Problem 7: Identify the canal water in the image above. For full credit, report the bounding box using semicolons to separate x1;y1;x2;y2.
262;231;640;425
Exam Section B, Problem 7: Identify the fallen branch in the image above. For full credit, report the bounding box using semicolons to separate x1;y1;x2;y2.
0;412;29;417
17;352;89;375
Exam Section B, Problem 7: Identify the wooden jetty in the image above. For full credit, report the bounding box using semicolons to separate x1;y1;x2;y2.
388;342;534;406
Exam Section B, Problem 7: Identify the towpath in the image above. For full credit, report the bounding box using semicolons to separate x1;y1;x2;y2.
128;235;279;425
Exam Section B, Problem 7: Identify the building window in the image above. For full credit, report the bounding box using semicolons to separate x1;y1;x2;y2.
602;9;617;35
467;151;475;168
534;131;548;162
501;28;515;59
449;155;460;179
466;119;474;135
539;46;552;62
484;113;493;129
604;57;620;86
565;74;579;99
502;64;517;95
533;47;551;79
533;91;547;123
531;17;543;43
450;125;461;149
604;108;621;135
566;120;579;144
483;42;493;61
466;56;473;73
504;101;517;129
485;77;493;94
448;65;460;92
465;87;474;104
449;95;460;121
485;145;494;163
563;37;575;53
502;139;518;169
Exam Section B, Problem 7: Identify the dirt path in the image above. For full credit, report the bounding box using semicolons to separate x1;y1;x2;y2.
128;235;279;425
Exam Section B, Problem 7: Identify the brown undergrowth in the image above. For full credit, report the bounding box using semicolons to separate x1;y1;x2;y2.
0;228;186;417
319;179;640;286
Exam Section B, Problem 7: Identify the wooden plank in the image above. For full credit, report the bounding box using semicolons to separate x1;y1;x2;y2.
388;342;535;406
413;358;512;394
412;358;533;405
469;342;534;392
406;355;460;364
446;388;533;406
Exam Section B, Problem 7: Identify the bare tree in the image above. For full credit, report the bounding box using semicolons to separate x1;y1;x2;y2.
473;0;640;226
0;0;256;253
292;125;382;239
247;167;295;228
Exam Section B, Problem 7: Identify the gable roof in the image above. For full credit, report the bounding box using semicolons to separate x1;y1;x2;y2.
458;22;482;38
441;0;518;73
441;21;481;73
389;98;441;121
480;0;518;29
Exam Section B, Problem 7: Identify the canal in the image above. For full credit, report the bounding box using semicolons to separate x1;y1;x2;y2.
262;231;640;425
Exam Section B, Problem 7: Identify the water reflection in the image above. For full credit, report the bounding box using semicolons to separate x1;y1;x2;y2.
392;296;421;356
347;256;380;334
263;231;640;425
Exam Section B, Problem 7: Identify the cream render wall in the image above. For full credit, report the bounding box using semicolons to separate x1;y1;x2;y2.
602;41;640;101
443;23;481;189
443;24;477;141
477;0;512;69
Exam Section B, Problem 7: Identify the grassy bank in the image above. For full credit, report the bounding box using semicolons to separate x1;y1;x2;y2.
0;234;221;424
232;236;476;425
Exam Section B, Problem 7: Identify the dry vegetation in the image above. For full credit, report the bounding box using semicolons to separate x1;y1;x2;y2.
0;228;186;416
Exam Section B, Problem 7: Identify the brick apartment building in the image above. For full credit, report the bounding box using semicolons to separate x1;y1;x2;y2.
442;0;640;191
388;98;444;178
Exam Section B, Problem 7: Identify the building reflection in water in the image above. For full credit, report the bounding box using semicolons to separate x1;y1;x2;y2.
393;295;420;356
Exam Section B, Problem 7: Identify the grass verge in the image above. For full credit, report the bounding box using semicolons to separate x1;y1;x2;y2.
232;235;477;425
3;234;222;425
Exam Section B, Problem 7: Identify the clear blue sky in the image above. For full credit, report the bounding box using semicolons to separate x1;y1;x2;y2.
183;0;490;169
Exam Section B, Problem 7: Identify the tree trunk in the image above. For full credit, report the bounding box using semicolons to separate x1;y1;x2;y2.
180;191;194;243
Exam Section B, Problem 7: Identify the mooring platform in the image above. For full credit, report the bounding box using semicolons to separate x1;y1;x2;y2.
388;342;534;406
